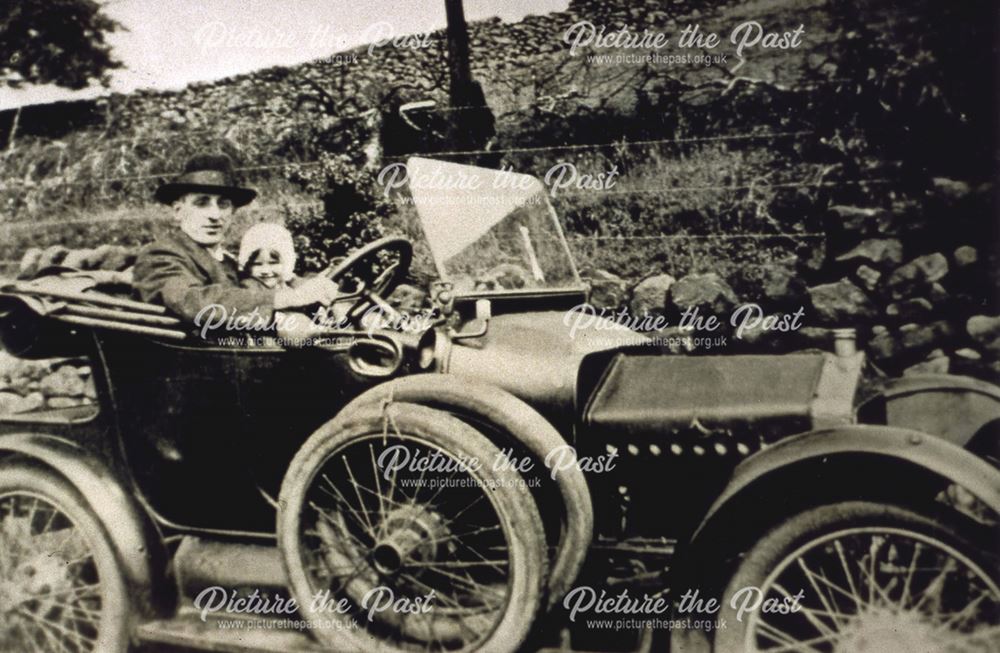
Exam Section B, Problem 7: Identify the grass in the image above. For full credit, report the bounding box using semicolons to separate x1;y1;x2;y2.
1;139;827;305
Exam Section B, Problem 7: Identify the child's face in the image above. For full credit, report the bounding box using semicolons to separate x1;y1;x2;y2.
248;249;283;288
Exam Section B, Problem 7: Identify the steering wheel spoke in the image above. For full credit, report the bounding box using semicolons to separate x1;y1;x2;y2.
323;237;413;328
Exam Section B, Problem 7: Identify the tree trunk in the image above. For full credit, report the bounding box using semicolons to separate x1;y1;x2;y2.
444;0;473;108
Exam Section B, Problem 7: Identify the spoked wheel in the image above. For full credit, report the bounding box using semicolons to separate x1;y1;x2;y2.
0;464;129;653
279;402;547;653
716;501;1000;653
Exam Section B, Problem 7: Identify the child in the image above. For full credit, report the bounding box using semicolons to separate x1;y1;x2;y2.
238;223;298;290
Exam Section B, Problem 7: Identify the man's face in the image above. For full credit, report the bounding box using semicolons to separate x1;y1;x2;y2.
173;193;235;246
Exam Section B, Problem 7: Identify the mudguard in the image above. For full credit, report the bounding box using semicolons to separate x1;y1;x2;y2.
671;424;1000;653
0;432;169;618
332;373;593;610
859;374;1000;451
698;424;1000;535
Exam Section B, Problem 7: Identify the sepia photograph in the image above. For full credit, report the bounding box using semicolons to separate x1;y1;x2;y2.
0;0;997;651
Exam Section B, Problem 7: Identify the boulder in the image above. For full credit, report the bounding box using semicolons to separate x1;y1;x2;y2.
886;298;933;322
867;330;900;360
855;265;881;291
759;264;805;305
12;392;44;414
826;205;892;234
99;246;137;272
953;246;978;267
899;321;954;352
886;253;949;300
36;245;70;271
954;348;982;361
835;238;903;267
17;247;43;278
931;177;971;201
807;278;877;324
629;274;675;317
967;315;1000;357
39;366;87;398
89;244;137;272
668;273;737;316
47;396;82;409
587;269;629;310
62;248;98;270
0;392;27;414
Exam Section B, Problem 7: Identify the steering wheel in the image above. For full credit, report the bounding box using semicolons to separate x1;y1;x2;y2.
324;236;413;324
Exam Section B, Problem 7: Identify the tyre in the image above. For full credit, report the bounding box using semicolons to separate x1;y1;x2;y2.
715;501;1000;652
279;402;547;652
0;462;130;653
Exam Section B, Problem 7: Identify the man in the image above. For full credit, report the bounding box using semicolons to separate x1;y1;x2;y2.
133;154;338;327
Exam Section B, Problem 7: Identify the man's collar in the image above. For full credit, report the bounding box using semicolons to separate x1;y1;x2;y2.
162;231;234;267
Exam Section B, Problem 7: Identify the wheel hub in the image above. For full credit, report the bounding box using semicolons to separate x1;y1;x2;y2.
371;505;448;575
0;517;75;637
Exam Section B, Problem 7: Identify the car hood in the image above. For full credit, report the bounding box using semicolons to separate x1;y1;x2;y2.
444;311;650;415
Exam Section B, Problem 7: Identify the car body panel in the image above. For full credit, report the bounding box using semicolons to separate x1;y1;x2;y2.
860;373;1000;450
446;311;648;416
92;330;392;532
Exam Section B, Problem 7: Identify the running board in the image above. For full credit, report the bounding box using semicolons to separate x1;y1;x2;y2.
174;536;287;596
135;610;327;652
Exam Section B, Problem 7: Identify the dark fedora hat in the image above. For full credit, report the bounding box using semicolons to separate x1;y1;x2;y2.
154;153;257;207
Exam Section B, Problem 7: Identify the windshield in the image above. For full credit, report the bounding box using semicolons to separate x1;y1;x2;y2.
406;157;581;294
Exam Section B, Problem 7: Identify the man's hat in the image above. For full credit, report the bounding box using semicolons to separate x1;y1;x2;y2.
154;153;257;207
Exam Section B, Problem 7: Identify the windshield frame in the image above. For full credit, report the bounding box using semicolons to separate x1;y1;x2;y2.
406;157;586;298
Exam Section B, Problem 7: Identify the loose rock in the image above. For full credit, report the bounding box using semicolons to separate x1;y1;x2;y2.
953;246;978;267
827;205;892;234
855;265;881;291
39;366;87;398
867;330;899;360
886;253;949;300
807;278;877;324
886;298;933;322
760;264;805;305
899;320;954;352
629;274;675;317
967;315;1000;357
835;239;904;267
588;269;629;310
668;273;738;316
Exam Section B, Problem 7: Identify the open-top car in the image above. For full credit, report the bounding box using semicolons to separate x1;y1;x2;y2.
0;158;997;653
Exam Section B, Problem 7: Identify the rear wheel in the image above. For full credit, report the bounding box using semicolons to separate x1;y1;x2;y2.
715;501;1000;653
279;402;547;652
0;463;129;653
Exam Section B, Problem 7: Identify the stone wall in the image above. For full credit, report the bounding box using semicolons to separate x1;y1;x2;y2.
0;352;95;414
591;176;999;381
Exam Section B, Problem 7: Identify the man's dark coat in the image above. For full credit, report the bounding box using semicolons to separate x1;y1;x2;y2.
133;231;274;324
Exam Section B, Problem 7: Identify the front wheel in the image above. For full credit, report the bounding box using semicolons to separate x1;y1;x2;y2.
0;463;130;653
715;501;1000;653
278;402;547;652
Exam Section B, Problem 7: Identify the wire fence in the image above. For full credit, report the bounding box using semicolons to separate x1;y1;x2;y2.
0;122;877;287
2;128;837;188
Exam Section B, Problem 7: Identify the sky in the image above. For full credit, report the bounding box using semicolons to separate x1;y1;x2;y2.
2;0;569;110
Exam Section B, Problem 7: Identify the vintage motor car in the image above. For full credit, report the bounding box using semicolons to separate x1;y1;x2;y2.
0;158;997;653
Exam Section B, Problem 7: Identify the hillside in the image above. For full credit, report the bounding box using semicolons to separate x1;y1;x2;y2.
0;0;998;390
